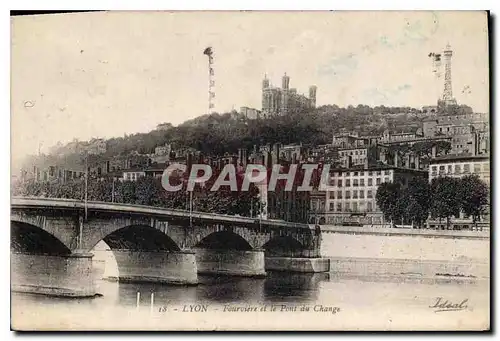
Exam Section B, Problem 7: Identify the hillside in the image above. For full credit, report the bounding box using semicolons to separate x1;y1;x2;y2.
19;103;473;170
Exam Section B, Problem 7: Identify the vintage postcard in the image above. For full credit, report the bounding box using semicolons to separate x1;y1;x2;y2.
10;10;490;331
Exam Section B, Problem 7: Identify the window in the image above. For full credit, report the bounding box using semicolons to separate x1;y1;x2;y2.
439;165;445;174
464;164;470;173
360;179;365;186
337;190;342;199
384;170;390;175
353;202;358;212
376;178;381;185
345;191;351;199
338;179;342;187
368;171;373;176
376;171;381;176
337;203;342;212
447;165;452;173
483;163;490;172
355;151;358;155
367;202;373;212
384;177;389;183
353;190;358;199
474;164;481;173
329;202;334;211
431;166;437;173
360;172;365;176
345;172;350;176
329;191;335;199
367;190;373;198
311;201;317;210
354;172;359;176
345;203;350;211
353;179;359;187
360;190;364;199
368;178;373;186
454;165;461;174
346;179;351;187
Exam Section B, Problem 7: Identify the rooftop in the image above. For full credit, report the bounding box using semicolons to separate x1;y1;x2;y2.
329;164;428;174
430;153;490;163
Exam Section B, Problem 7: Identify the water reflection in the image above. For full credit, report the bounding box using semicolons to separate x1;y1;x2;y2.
97;272;329;307
263;272;329;303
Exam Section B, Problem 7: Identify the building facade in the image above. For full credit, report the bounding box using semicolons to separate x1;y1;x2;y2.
428;154;490;230
323;166;428;226
240;106;261;120
261;73;317;117
429;154;490;185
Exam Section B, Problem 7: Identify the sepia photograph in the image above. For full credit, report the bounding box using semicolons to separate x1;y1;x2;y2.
10;10;490;331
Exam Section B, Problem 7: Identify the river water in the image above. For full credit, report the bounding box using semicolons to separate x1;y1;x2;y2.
11;234;490;331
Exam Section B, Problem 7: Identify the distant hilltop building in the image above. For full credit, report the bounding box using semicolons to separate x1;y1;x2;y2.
240;106;261;120
261;73;317;117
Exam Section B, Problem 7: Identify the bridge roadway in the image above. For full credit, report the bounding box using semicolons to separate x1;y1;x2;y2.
11;197;329;297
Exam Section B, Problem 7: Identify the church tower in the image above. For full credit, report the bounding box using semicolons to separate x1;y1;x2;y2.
309;85;317;108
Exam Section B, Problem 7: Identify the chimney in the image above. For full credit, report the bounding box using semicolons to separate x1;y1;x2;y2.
186;153;193;173
265;151;272;169
238;148;243;165
431;145;437;158
272;143;281;165
243;149;248;167
473;132;478;156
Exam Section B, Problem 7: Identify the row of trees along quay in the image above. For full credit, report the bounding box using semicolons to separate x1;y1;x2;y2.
11;164;322;218
375;174;489;230
12;175;264;217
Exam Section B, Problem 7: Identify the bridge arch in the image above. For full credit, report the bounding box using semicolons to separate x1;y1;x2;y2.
262;235;305;257
10;212;76;251
11;221;72;255
88;224;181;252
194;231;253;251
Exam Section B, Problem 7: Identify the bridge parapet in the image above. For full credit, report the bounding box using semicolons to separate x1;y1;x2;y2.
11;197;322;255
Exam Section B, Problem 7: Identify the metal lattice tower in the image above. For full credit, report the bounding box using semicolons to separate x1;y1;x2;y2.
203;47;215;114
442;43;456;105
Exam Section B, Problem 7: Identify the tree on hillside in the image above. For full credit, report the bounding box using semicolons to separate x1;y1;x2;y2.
376;182;402;227
458;175;489;231
430;176;461;230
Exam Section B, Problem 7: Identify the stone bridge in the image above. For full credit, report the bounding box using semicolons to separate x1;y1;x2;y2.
11;197;329;297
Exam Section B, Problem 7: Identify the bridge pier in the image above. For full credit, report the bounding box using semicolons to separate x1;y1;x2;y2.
195;249;266;277
110;249;198;285
11;252;97;297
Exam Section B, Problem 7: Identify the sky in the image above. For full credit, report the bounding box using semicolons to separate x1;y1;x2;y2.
11;11;489;159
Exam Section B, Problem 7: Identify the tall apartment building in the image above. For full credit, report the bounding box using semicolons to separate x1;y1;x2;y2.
261;73;316;117
323;166;428;226
429;154;490;185
422;112;489;155
428;154;490;230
